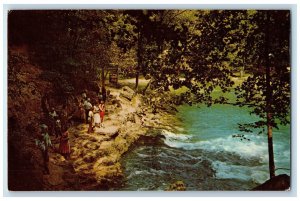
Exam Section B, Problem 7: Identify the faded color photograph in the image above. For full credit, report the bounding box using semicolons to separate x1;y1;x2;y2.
7;10;291;191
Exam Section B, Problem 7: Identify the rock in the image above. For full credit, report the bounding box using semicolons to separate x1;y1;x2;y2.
73;159;84;168
123;86;135;94
134;114;141;125
94;125;119;138
98;145;117;158
125;113;135;123
111;98;122;107
81;140;90;148
94;163;122;182
120;86;135;100
114;137;129;153
148;113;155;120
131;94;142;108
50;153;66;164
252;174;290;191
43;163;64;186
83;153;97;163
85;143;99;150
99;140;114;151
93;154;119;167
73;163;93;173
166;181;186;191
135;134;165;146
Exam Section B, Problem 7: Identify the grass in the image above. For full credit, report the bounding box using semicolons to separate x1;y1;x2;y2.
117;74;250;102
117;77;149;91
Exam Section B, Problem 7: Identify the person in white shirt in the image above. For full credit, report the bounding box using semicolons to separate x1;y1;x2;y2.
83;98;92;123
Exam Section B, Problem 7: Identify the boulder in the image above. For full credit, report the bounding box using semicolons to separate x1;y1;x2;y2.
253;174;290;191
120;86;135;100
135;134;165;146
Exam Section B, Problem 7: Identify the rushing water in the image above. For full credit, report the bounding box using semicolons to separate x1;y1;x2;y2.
120;104;291;191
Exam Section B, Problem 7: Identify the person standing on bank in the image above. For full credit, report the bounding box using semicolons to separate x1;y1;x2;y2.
93;102;101;128
49;107;58;136
79;99;85;123
83;98;92;124
35;124;52;174
59;130;71;160
54;118;62;139
99;100;105;127
82;90;87;101
87;108;94;133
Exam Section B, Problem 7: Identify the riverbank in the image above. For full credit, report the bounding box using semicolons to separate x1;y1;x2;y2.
7;47;183;190
42;85;180;190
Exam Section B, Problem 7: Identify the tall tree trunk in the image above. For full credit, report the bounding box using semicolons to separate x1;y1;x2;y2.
265;11;275;179
101;65;105;89
267;113;275;178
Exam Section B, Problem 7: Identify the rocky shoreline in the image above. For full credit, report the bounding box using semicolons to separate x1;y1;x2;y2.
43;86;180;190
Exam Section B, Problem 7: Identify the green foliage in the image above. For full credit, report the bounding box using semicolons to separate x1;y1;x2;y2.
9;10;291;126
235;10;290;131
132;10;238;105
109;42;137;78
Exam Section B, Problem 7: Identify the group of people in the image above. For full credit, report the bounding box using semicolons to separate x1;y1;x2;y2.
35;88;107;174
35;107;71;174
79;90;106;134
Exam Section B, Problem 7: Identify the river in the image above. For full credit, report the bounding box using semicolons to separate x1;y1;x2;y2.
119;104;290;191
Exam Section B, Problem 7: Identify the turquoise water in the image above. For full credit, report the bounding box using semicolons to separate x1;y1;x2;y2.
120;104;291;190
174;104;290;179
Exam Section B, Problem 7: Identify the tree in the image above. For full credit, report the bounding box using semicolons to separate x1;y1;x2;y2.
111;10;196;91
109;10;145;91
141;10;238;105
235;10;291;178
8;10;114;92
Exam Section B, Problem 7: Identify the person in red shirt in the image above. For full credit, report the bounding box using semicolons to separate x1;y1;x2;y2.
99;100;105;127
